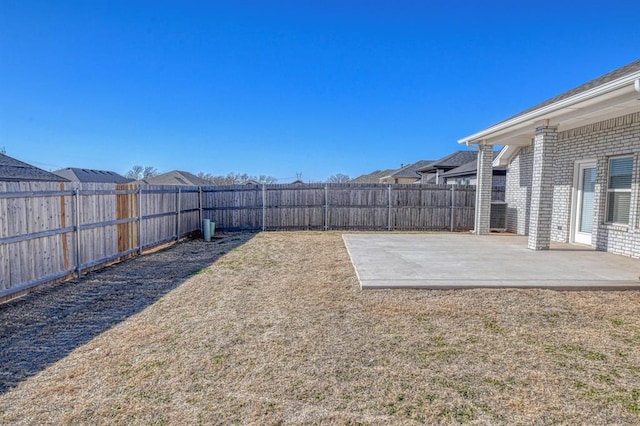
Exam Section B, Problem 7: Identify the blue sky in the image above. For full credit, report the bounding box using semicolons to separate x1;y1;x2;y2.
1;1;639;182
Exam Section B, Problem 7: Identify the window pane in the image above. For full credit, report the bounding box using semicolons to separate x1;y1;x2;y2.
579;167;595;233
607;192;631;224
609;157;633;189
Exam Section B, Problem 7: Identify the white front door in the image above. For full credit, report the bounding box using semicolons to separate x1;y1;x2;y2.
573;161;597;245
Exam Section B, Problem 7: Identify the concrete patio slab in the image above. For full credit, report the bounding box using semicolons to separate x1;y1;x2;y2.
342;233;640;290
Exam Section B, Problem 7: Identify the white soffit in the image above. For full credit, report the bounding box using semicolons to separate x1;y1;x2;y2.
459;75;640;147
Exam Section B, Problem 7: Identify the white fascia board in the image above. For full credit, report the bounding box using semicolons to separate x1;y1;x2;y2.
493;145;520;167
459;73;640;145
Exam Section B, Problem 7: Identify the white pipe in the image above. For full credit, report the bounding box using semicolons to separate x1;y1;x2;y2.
635;78;640;93
203;219;211;242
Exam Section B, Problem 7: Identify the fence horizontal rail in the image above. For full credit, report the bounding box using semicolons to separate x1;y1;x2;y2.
0;268;76;299
79;217;137;231
202;183;488;233
0;190;74;199
142;188;200;194
0;182;204;301
0;226;76;245
79;189;138;196
203;206;263;211
1;181;501;301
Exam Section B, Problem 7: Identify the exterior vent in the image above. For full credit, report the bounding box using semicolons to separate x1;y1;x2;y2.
490;201;507;231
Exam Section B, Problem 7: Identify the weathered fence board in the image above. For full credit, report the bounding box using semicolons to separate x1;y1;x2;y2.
201;183;490;232
1;182;499;301
0;183;204;301
265;185;325;230
202;185;262;230
116;184;138;256
0;182;76;295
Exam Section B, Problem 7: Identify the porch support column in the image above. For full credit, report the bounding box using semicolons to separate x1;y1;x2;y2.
527;124;557;250
474;142;494;235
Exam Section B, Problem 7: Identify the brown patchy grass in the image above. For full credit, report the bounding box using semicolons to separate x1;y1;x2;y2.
1;231;640;425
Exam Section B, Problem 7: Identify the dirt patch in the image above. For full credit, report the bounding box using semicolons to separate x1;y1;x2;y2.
0;232;639;424
0;233;255;394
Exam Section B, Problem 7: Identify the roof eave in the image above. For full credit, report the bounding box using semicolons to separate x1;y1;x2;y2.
459;73;640;145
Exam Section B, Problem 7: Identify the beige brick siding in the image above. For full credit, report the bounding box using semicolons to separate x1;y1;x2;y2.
506;111;640;258
505;145;532;235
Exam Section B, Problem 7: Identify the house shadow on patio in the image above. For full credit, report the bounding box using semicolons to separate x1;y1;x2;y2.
0;232;255;395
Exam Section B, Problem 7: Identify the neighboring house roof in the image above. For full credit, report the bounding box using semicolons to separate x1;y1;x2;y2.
0;153;68;182
422;173;437;184
439;152;505;179
139;170;211;186
381;160;434;182
350;169;396;183
53;167;133;184
417;151;477;173
439;160;480;179
459;58;640;165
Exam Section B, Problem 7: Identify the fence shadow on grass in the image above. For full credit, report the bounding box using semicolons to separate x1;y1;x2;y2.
0;232;256;395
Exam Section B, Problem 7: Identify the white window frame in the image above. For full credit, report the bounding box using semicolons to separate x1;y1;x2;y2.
605;155;634;225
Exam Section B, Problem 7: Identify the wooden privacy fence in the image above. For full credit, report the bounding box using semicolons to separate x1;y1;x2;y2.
0;182;201;300
203;183;480;232
1;181;500;301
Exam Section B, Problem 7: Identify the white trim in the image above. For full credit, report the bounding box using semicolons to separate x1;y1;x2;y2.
459;71;640;145
571;160;597;245
605;155;634;226
494;145;522;167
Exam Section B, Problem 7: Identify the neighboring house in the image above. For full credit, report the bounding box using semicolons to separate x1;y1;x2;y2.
440;155;507;187
0;153;67;182
416;150;478;184
137;170;212;186
459;58;640;258
350;169;396;184
53;167;133;184
379;160;434;184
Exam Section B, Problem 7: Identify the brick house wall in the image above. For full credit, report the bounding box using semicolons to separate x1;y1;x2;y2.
505;111;640;258
505;145;533;235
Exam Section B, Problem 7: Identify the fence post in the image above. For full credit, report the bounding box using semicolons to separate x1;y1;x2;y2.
388;184;392;231
324;184;329;231
262;184;267;231
450;185;456;232
138;185;143;255
198;186;203;231
73;187;81;279
176;187;181;240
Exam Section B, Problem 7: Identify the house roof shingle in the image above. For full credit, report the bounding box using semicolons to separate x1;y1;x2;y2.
139;170;211;186
350;169;397;183
417;151;478;173
0;154;68;182
439;152;504;178
53;167;133;184
499;58;640;125
384;160;435;180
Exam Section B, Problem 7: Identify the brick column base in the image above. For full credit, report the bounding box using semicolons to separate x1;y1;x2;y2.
528;125;556;250
475;143;494;235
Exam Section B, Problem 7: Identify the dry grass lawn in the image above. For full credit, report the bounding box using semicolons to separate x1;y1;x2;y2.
1;232;640;424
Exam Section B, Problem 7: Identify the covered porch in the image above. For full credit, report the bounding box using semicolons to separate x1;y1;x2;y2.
462;63;640;252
